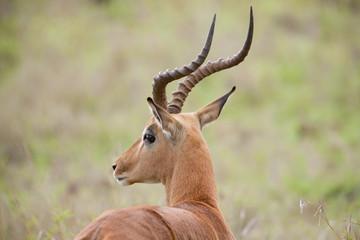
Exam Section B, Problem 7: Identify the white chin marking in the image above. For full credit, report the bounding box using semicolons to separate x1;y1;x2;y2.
117;178;130;186
144;180;159;184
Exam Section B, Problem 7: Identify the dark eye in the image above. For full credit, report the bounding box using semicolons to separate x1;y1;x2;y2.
144;133;156;144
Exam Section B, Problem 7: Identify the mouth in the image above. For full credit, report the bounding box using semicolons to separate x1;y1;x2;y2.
116;177;130;186
113;170;130;186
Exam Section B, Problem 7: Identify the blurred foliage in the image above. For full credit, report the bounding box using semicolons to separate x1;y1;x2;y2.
0;0;359;239
0;0;19;82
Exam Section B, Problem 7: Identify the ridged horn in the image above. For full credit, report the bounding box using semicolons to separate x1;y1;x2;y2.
167;7;254;114
152;15;216;109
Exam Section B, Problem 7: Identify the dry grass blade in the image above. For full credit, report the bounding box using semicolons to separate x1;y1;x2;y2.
300;199;359;240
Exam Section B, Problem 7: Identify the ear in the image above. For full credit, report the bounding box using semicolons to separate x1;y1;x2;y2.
147;97;183;140
195;86;236;129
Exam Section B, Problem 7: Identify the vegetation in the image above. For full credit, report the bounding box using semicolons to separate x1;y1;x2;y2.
0;0;359;239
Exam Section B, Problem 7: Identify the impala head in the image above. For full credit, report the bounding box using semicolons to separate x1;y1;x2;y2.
113;7;254;187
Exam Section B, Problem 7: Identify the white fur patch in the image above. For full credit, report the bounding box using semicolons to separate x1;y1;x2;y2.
147;105;162;128
144;180;160;184
116;178;130;186
113;171;130;186
162;128;172;139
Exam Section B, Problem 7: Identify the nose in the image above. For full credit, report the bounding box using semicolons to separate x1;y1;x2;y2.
112;163;117;170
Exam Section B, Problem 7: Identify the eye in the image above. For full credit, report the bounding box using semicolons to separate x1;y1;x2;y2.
143;133;156;144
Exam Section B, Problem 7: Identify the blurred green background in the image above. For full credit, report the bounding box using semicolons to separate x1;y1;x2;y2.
0;0;359;239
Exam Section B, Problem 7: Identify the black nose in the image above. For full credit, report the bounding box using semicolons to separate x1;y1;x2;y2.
112;164;117;170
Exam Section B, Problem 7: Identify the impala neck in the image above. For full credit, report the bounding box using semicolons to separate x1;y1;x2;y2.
163;134;219;209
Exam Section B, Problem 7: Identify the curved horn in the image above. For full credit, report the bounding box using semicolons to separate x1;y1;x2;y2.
167;7;254;114
152;15;216;109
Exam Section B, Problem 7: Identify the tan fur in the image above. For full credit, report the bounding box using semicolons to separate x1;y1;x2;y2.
75;96;236;240
75;8;253;238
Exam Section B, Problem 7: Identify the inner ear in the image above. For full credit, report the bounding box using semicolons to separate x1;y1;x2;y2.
196;86;236;129
147;98;163;127
147;97;183;140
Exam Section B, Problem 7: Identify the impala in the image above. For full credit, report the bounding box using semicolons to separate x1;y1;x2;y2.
75;7;253;240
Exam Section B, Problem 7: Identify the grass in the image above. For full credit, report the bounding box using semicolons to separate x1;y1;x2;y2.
300;200;360;240
0;0;359;239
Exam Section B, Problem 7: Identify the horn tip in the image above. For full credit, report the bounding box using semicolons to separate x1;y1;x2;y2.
209;14;216;34
147;97;154;104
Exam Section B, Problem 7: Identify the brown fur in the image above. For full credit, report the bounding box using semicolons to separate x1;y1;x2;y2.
75;7;254;238
75;92;236;240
